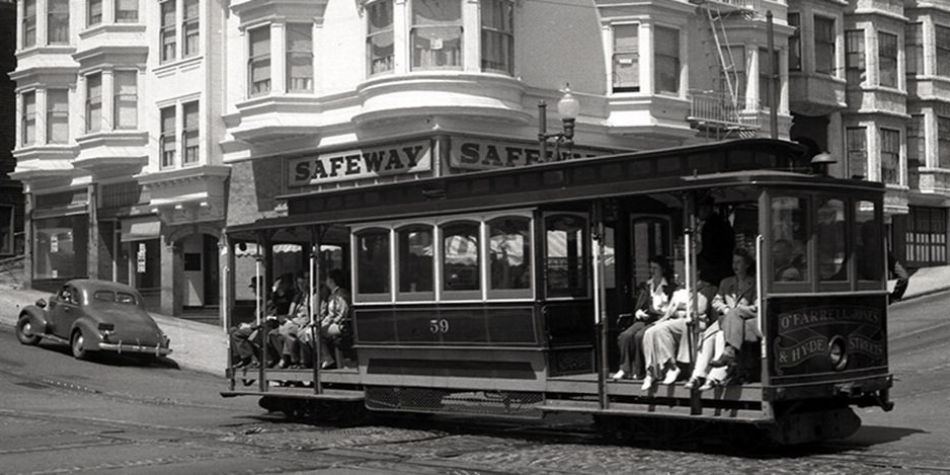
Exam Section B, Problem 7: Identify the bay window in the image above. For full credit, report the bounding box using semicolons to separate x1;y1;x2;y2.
411;0;462;70
47;90;69;144
845;29;865;86
654;26;680;95
481;0;514;74
286;24;313;92
88;0;102;27
114;71;138;129
248;26;271;96
182;101;199;164
21;92;36;146
759;48;778;108
906;23;922;75
880;128;900;185
878;32;897;88
86;73;102;133
48;0;70;44
116;0;138;22
938;26;950;78
23;0;37;48
367;0;394;75
612;24;639;93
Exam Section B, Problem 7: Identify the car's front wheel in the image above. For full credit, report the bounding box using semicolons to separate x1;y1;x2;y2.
71;330;89;360
16;317;41;345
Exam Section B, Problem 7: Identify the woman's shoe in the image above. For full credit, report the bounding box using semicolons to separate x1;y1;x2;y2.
320;360;337;370
609;370;626;380
683;376;704;390
640;375;656;391
661;366;681;385
699;378;722;391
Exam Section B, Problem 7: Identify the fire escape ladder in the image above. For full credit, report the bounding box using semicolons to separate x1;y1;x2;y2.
706;5;742;120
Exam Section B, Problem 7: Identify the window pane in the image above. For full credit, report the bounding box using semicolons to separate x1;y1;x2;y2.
654;26;679;94
86;74;101;132
489;217;531;292
937;26;950;78
771;197;807;282
161;0;177;62
183;0;199;57
442;221;480;292
817;198;847;281
411;0;462;70
398;226;433;294
47;89;69;144
23;0;36;47
847;127;867;179
183;101;199;164
48;0;69;44
845;30;865;86
881;128;900;185
878;32;897;88
855;200;883;280
22;92;35;145
357;230;391;295
116;0;138;22
160;106;176;167
89;0;102;26
367;0;394;74
545;214;587;297
906;23;922;75
788;13;801;71
115;71;138;129
249;27;271;95
612;25;639;92
34;216;89;280
815;17;835;75
480;0;513;74
287;24;313;92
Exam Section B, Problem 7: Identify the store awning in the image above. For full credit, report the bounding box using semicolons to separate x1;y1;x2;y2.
120;217;161;242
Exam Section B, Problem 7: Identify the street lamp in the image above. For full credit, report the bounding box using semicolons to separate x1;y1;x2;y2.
538;84;580;162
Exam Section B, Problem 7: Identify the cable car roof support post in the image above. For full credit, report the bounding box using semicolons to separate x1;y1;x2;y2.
311;224;323;395
591;200;609;410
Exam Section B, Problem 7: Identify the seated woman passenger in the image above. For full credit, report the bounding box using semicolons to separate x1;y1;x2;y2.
300;270;351;369
707;248;758;376
267;274;314;368
641;269;718;390
610;256;676;381
772;239;803;281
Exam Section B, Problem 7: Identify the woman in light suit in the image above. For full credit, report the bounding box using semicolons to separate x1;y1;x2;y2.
610;256;676;381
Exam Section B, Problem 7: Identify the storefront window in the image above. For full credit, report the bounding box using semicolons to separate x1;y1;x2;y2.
771;196;807;282
817;198;847;281
397;225;434;299
356;228;390;300
488;216;531;298
441;221;480;297
34;216;89;280
545;214;587;298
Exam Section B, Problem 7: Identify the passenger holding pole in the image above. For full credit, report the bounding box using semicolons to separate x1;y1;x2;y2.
708;249;758;373
610;256;676;381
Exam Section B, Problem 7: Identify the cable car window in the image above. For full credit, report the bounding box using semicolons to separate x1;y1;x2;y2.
441;221;481;297
397;225;434;299
488;216;531;298
771;196;807;282
817;197;848;281
545;214;588;298
855;200;884;282
355;228;391;300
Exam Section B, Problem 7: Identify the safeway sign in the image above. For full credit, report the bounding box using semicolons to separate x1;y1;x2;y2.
288;141;432;187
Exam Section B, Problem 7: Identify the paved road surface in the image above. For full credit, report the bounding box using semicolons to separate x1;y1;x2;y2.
0;292;948;474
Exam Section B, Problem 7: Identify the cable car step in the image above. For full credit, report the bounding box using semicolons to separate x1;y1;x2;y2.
220;388;365;401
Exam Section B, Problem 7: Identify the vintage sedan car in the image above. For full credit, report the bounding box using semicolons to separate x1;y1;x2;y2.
16;279;172;360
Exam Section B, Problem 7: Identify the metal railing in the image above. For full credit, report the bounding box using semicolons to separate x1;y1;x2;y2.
687;90;760;130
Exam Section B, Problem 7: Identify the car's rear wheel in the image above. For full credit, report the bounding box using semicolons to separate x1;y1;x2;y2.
16;317;41;345
71;330;89;360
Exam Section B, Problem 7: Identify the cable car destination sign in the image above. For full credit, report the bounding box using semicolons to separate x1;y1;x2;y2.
288;141;432;187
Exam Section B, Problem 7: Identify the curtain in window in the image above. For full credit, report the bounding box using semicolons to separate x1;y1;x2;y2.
249;27;271;95
47;90;69;144
115;72;138;129
116;0;138;22
880;128;900;185
88;0;103;26
161;1;177;62
878;32;897;88
814;17;835;75
480;0;513;74
47;0;69;44
23;0;37;47
845;30;865;86
183;0;199;57
846;127;867;179
367;0;394;75
411;0;462;69
86;74;102;132
183;102;199;164
612;25;638;92
160;107;176;168
286;24;313;92
22;92;36;145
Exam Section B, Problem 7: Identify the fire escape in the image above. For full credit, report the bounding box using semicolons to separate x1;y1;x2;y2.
688;0;761;140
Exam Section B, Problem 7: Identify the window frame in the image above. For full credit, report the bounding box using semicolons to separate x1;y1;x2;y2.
248;25;272;97
114;70;138;130
395;223;436;302
787;12;801;71
486;215;534;300
814;15;836;76
182;101;199;165
938;114;950;170
877;31;898;88
182;0;199;58
723;45;746;106
352;227;393;303
543;212;590;300
907;114;924;167
160;0;177;63
906;22;922;76
115;0;139;23
286;23;314;93
23;0;37;48
767;192;812;293
439;219;483;301
758;47;778;109
854;198;886;291
159;105;176;169
880;127;900;185
480;0;514;75
21;91;36;146
410;0;464;71
85;72;102;133
815;195;850;288
653;25;680;95
846;126;867;179
46;89;69;144
88;0;103;28
611;23;640;93
937;25;950;78
47;0;70;45
366;0;395;76
844;29;865;87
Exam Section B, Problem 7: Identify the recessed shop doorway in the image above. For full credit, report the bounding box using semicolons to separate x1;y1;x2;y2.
181;233;219;309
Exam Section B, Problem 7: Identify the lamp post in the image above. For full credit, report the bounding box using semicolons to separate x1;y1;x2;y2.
538;84;580;162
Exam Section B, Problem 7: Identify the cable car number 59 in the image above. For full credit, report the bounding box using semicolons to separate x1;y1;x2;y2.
429;319;450;334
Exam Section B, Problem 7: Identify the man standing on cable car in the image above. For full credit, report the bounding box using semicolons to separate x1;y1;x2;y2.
697;196;735;287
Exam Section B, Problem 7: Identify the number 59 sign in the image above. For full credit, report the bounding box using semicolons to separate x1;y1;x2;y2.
429;319;450;334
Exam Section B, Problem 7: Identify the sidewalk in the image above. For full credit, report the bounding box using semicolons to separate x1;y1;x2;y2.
1;265;948;375
0;288;226;375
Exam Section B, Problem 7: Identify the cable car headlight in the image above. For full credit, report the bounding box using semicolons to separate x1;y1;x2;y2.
828;335;848;371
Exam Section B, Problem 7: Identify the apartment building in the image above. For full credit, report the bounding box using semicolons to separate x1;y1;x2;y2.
14;0;946;315
1;0;22;258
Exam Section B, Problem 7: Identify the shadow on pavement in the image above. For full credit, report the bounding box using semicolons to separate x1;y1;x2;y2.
34;340;181;370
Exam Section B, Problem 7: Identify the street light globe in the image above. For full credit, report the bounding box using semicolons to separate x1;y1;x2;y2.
557;86;580;120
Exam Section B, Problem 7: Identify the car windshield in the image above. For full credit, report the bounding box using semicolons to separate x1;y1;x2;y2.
93;290;139;305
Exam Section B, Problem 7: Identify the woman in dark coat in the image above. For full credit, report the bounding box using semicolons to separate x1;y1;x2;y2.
610;255;676;380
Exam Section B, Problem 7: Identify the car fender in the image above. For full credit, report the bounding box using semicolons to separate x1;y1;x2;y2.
19;306;51;336
71;318;102;351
